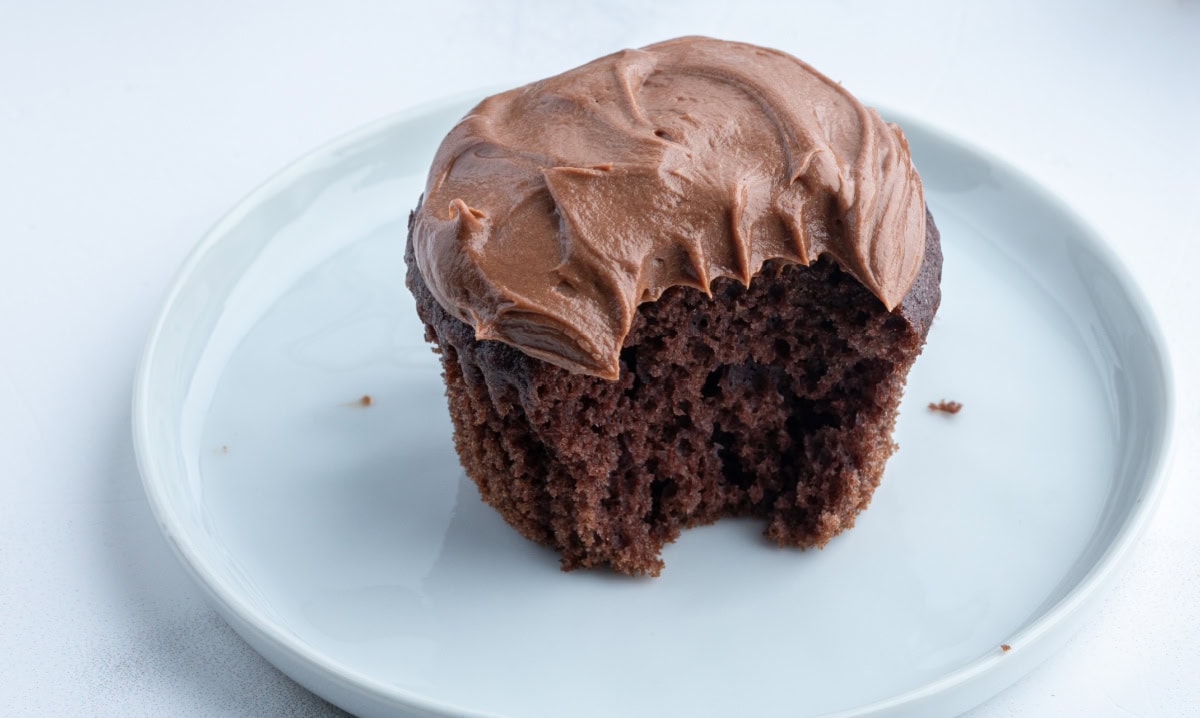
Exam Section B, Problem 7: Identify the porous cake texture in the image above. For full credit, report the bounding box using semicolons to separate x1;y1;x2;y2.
405;210;940;576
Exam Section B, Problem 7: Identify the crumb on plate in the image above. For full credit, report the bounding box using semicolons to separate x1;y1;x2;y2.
928;399;962;414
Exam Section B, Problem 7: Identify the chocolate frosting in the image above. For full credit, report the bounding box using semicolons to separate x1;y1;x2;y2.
412;36;926;380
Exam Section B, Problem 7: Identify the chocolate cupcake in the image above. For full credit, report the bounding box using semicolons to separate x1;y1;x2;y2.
405;36;941;576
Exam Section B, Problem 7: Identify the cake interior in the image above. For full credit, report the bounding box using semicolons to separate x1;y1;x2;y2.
411;248;929;576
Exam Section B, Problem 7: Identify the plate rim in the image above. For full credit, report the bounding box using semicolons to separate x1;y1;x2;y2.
132;92;1176;718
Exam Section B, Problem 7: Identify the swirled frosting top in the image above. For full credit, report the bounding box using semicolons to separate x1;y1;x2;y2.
412;36;926;379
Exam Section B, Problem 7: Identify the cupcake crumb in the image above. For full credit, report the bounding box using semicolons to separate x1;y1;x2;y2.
928;399;962;414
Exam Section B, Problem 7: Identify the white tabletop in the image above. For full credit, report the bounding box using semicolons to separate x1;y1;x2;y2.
2;2;1197;715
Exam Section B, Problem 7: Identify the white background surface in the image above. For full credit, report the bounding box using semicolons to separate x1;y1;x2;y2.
1;1;1196;716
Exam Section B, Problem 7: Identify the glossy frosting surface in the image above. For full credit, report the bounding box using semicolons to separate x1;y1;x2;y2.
412;36;926;379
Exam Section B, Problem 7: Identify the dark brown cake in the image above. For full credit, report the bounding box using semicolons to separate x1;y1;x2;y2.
404;37;942;576
406;206;940;576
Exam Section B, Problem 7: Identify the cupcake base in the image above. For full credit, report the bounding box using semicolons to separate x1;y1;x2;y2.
406;206;941;576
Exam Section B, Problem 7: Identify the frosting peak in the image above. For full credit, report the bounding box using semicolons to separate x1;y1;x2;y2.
412;37;926;379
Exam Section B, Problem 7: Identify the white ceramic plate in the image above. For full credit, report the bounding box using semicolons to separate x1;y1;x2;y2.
134;94;1173;718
